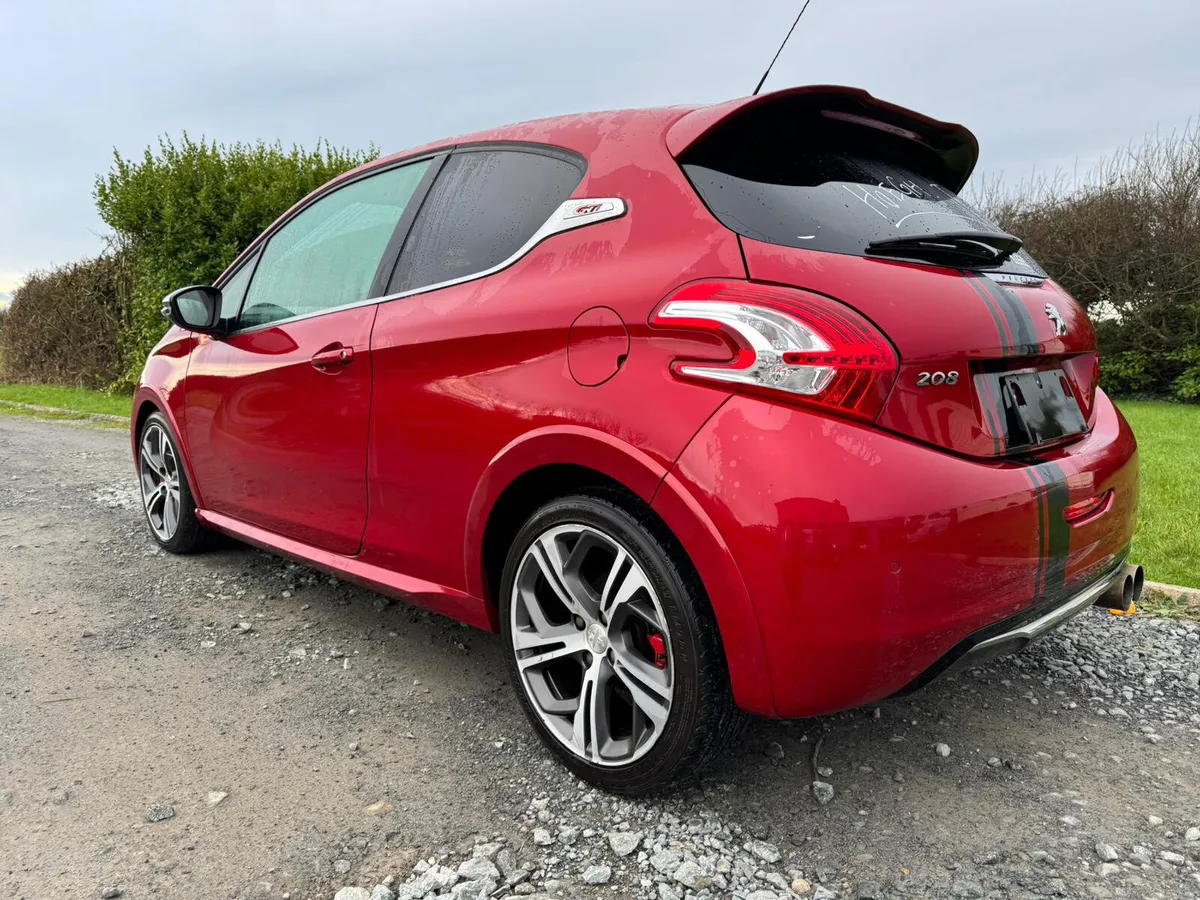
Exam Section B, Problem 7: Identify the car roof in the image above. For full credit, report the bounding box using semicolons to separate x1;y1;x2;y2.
329;84;978;189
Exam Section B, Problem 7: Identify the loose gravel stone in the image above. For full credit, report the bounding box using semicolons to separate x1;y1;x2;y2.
650;849;684;875
1097;863;1122;877
582;864;611;885
744;838;782;863
457;857;499;881
100;889;121;899
531;827;553;846
145;803;175;822
672;859;709;889
333;889;370;900
607;831;642;857
448;882;491;900
1185;826;1200;842
935;743;952;757
369;886;395;900
1095;842;1120;862
812;781;835;806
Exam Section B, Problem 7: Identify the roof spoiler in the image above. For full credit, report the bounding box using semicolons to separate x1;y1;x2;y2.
665;85;980;193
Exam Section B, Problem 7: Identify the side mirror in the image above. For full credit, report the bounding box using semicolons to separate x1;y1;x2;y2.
162;285;222;333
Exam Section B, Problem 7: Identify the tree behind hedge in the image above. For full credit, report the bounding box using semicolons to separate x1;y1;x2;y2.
980;123;1200;400
0;252;132;387
95;135;376;387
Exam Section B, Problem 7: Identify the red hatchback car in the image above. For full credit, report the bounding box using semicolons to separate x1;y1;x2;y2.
133;85;1140;793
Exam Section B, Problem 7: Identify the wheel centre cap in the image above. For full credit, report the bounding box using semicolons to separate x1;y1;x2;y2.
585;622;608;655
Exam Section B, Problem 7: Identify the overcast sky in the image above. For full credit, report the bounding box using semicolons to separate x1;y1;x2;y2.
2;0;1198;292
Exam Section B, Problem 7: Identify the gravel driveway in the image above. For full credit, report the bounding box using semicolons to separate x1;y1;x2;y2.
2;415;1198;900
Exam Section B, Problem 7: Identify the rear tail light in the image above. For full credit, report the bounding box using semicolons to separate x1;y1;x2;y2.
650;280;899;422
1062;489;1114;525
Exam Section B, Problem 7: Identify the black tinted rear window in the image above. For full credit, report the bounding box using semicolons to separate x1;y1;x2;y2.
682;109;1044;277
390;148;583;293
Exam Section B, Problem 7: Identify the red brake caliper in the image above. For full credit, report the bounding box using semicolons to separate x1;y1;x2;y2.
647;631;668;669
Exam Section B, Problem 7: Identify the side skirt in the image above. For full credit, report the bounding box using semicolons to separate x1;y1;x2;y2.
196;509;493;631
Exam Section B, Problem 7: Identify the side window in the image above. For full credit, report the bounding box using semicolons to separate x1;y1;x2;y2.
215;250;259;328
238;160;431;329
390;149;583;294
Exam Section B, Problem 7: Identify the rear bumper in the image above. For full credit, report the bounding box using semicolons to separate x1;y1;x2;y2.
892;556;1126;696
660;389;1138;718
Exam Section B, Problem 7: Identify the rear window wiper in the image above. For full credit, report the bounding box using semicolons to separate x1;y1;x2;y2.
866;231;1023;267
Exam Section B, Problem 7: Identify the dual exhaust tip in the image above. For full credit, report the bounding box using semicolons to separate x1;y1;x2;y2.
1095;563;1145;613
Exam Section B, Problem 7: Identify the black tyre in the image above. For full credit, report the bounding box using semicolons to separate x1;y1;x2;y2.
499;492;746;794
137;412;208;554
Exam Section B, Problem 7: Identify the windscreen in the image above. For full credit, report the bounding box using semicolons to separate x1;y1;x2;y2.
682;107;1045;277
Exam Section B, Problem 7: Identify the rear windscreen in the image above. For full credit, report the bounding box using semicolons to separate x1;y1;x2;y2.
681;107;1045;277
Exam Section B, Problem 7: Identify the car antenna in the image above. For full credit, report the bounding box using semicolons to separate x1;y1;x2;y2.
752;0;815;96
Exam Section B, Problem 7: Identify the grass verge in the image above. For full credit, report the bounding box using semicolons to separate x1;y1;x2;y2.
1117;400;1200;617
0;402;127;430
0;383;132;418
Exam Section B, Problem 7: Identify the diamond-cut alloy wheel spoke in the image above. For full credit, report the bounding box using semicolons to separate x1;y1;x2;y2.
610;643;671;730
511;523;675;767
572;660;614;763
530;532;599;622
514;626;589;671
139;424;181;541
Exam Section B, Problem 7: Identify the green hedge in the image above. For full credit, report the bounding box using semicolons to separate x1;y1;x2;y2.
0;253;131;388
985;122;1200;401
95;134;376;387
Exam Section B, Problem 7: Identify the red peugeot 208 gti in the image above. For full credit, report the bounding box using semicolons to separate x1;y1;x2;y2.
133;86;1140;793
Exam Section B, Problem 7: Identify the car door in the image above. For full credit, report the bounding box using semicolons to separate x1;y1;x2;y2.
183;158;436;554
363;147;588;586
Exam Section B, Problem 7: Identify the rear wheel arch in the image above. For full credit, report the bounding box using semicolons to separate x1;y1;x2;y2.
481;463;664;615
464;428;669;614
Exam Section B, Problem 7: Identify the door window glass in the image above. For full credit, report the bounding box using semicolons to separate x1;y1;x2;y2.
239;160;430;329
215;250;258;327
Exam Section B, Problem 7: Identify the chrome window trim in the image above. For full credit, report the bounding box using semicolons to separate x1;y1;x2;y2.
223;197;626;336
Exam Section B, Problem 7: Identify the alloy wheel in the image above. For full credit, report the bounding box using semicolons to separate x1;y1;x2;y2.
509;523;674;766
139;423;182;541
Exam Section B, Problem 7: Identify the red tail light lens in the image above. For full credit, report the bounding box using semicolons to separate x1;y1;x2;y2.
1062;489;1114;525
651;280;899;422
